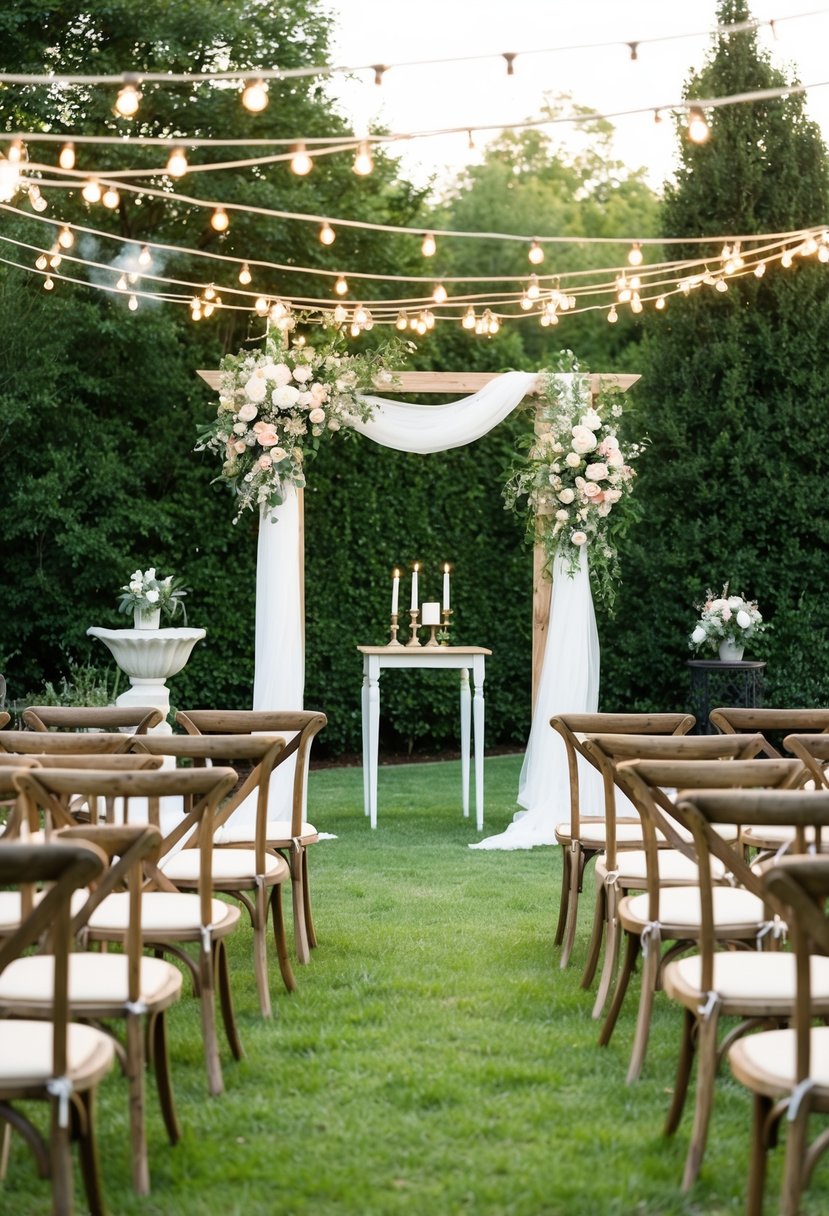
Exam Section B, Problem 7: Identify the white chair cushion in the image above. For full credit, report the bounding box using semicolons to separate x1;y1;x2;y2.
666;952;829;1004
0;1019;115;1084
741;824;819;847
88;891;238;933
0;954;182;1006
730;1025;829;1094
214;820;318;845
597;849;723;884
623;885;766;931
161;849;287;882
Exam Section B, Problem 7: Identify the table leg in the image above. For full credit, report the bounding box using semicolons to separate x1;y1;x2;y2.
361;670;370;817
460;668;471;819
473;658;485;832
368;660;380;830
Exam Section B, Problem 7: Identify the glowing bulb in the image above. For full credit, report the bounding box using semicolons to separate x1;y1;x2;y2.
353;305;368;326
819;247;829;264
724;258;737;275
629;275;641;291
0;157;21;201
432;283;447;304
754;261;767;277
102;187;120;209
801;236;818;256
137;246;152;269
655;295;666;311
7;139;24;164
528;240;544;265
128;272;138;284
395;310;407;331
114;83;142;119
527;274;540;300
128;293;138;311
350;322;361;337
627;242;643;266
416;317;427;336
58;225;74;249
421;232;436;257
687;108;710;144
290;142;313;175
203;300;214;318
715;278;728;293
254;296;269;315
58;141;75;170
210;206;229;232
43;275;54;291
204;284;216;301
630;293;643;314
241;79;269;113
35;254;48;270
462;306;476;330
166;147;188;178
352;141;373;176
28;185;48;212
319;221;335;246
781;249;793;268
520;291;532;311
333;303;347;323
423;310;434;331
49;253;62;269
238;262;252;285
607;306;618;323
81;178;101;204
334;274;348;296
117;274;127;291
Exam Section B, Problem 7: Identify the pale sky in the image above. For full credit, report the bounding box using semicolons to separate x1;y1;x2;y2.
327;2;829;192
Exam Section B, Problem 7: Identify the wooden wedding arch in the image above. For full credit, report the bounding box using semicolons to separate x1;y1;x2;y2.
199;368;640;707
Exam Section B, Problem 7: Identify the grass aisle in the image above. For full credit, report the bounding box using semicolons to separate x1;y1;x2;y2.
5;755;829;1214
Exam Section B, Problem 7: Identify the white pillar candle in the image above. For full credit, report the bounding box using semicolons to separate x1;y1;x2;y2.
422;601;441;626
443;563;451;611
410;563;419;611
391;568;400;616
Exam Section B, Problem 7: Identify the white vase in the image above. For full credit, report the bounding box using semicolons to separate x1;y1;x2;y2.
718;638;745;661
133;607;161;630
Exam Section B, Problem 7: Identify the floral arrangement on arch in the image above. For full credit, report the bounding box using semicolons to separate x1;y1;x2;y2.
689;586;765;653
503;351;645;608
200;324;409;522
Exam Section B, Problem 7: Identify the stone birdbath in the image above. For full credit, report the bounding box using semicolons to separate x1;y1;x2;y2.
87;626;206;733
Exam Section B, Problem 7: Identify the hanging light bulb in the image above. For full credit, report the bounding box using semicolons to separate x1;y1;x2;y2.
754;260;767;277
333;302;347;324
49;252;62;269
487;312;500;336
81;178;101;204
432;283;447;305
128;293;139;311
607;305;618;323
319;220;335;246
136;246;152;270
423;310;434;331
819;247;829;264
43;275;54;291
238;262;252;285
254;295;269;315
241;79;269;113
166;146;188;178
28;184;48;212
527;274;540;300
353;305;368;326
350;321;361;338
334;274;348;296
687;107;710;144
520;291;532;311
421;232;436;257
655;295;667;311
190;298;202;321
415;315;428;336
35;253;48;270
113;81;142;119
352;141;373;176
210;206;229;232
58;141;75;170
290;142;313;175
7;139;24;163
629;275;641;292
0;155;20;202
116;273;128;291
616;273;631;304
462;305;476;330
528;239;544;265
715;278;728;292
630;292;643;314
203;300;215;318
203;284;216;301
627;242;643;266
781;248;793;268
128;272;138;284
57;225;74;249
395;310;408;331
102;186;120;209
801;235;818;256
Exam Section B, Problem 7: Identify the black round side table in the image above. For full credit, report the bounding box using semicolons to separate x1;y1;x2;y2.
687;660;766;734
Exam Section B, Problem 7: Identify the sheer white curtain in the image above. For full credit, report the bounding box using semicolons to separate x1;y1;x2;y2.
247;370;599;847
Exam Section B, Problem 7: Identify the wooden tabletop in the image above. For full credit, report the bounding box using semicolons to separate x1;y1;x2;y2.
358;645;492;656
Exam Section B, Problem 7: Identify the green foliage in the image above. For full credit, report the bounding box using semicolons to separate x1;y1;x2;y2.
34;660;123;708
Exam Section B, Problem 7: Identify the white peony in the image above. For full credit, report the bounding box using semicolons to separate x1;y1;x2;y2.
571;425;598;454
691;625;707;645
238;403;258;422
736;610;752;629
272;385;300;408
580;410;602;431
565;452;581;468
571;531;588;546
244;374;267;403
145;588;160;604
558;488;575;504
308;407;326;424
585;462;609;482
292;365;313;383
263;363;292;385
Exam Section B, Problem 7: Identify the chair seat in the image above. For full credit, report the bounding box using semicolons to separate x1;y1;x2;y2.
0;1018;115;1088
664;951;829;1008
621;885;767;934
214;820;319;846
741;825;820;848
161;848;289;884
0;953;183;1008
730;1025;829;1099
556;821;645;849
597;849;723;885
88;891;241;935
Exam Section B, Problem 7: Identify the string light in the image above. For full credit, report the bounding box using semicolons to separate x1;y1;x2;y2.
628;42;639;61
113;82;142;119
432;283;447;304
607;305;618;323
371;64;388;86
166;146;188;178
48;251;62;268
352;141;373;176
241;79;269;113
333;302;347;323
502;53;517;76
421;232;436;258
57;225;74;249
7;139;24;163
630;292;643;314
35;253;48;270
627;242;643;266
528;240;544;266
395;310;407;330
754;260;766;277
128;293;138;311
527;274;540;300
0;157;21;201
520;291;532;311
334;274;348;296
28;185;47;212
319;220;335;245
210;206;229;232
81;179;101;203
655;295;666;310
116;273;127;290
254;295;269;315
238;262;252;285
819;246;829;264
781;248;793;268
43;275;54;290
715;277;728;292
58;141;75;170
101;186;120;209
687;107;710;144
138;245;152;268
462;305;476;330
290;142;313;175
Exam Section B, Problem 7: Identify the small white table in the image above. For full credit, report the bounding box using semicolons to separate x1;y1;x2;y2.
357;645;491;831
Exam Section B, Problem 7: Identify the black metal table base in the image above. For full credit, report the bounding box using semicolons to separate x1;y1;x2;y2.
687;660;766;734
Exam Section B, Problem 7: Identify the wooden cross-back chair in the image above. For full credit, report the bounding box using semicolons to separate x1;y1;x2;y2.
0;712;9;731
678;795;829;1216
0;839;114;1216
597;756;806;1084
0;808;182;1197
573;729;760;1021
22;705;162;734
175;709;327;966
127;732;296;1018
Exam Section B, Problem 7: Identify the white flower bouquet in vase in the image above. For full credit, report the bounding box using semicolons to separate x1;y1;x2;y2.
689;585;765;661
117;568;188;630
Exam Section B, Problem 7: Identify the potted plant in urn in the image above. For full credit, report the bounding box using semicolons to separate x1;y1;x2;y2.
117;567;188;630
689;585;766;661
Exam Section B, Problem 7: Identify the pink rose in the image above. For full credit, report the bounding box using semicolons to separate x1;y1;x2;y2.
585;462;609;481
238;402;258;422
233;440;247;454
582;482;602;499
607;448;624;467
308;407;326;424
258;454;272;470
256;426;280;447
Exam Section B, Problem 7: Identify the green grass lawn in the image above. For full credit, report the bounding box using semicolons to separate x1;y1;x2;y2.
5;754;829;1214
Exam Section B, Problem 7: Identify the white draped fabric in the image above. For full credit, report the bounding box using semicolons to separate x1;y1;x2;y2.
246;370;600;845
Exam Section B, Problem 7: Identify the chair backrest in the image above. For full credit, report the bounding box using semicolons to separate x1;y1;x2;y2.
0;730;136;756
0;712;9;730
176;709;327;835
708;707;829;758
782;734;829;789
22;705;163;734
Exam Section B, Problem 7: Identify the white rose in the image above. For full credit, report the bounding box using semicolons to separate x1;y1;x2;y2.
245;376;267;404
603;435;620;451
238;403;258;422
691;625;707;645
272;385;300;408
607;448;625;467
292;365;313;383
309;407;326;424
604;488;622;504
728;596;743;608
571;531;588;546
297;391;313;407
736;609;751;629
271;447;288;462
310;382;327;401
145;588;160;604
233;422;247;435
555;509;569;521
328;418;341;431
565;452;581;468
558;488;575;504
264;363;292;385
580;410;602;431
582;482;602;499
585;462;609;482
711;599;728;612
571;425;598;455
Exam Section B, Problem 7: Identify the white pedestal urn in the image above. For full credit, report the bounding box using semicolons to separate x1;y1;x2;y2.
718;638;745;661
87;626;206;733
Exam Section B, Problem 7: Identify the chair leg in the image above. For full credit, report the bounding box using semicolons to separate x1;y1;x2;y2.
781;1095;809;1216
747;1093;774;1216
580;878;606;990
560;843;582;969
215;938;244;1063
0;1119;11;1180
290;845;311;965
592;883;620;1020
271;883;297;993
200;943;224;1096
73;1090;107;1216
599;930;639;1048
151;1010;181;1145
665;1006;696;1137
126;1012;149;1194
682;1005;720;1189
253;881;273;1019
626;926;661;1083
51;1104;74;1216
302;850;317;949
554;844;570;947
